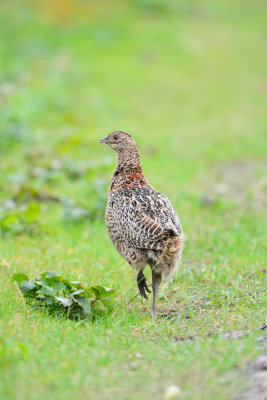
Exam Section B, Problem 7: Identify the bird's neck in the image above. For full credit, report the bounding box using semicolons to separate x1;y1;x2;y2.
110;148;149;191
116;147;142;173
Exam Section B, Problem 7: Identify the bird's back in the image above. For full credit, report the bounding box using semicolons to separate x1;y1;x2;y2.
107;176;183;249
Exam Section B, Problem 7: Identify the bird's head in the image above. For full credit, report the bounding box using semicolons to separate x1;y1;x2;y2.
99;131;137;154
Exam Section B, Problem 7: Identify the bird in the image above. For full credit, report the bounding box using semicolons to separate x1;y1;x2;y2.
99;131;184;315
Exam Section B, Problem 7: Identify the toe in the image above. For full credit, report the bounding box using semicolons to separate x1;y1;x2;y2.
138;282;148;300
137;272;150;300
144;280;151;294
141;290;148;300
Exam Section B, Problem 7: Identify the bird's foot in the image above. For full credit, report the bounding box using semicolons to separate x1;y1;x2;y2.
137;271;151;300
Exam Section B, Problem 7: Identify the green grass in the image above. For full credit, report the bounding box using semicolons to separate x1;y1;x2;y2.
0;1;266;399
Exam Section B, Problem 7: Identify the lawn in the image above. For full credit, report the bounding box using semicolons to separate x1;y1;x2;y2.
0;1;266;399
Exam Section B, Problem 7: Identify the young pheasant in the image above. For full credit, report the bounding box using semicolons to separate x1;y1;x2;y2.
99;131;184;315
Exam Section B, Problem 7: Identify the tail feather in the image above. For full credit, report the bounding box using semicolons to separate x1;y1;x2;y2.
163;234;184;260
154;233;185;277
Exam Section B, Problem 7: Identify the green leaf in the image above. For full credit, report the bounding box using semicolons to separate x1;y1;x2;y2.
38;280;48;287
74;296;91;315
36;286;55;296
71;289;85;297
40;271;60;279
10;273;29;285
62;278;73;289
100;298;114;311
1;214;20;231
90;285;116;298
84;287;95;297
55;296;73;307
70;281;82;288
53;282;66;292
23;203;41;223
20;280;36;292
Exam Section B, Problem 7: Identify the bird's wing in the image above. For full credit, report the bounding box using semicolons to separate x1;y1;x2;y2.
112;187;182;251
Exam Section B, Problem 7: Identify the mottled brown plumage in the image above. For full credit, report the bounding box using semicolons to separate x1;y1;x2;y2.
99;131;184;315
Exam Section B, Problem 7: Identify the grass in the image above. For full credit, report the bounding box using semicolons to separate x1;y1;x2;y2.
0;1;266;399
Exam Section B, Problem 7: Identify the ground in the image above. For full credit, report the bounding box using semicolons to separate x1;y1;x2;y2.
0;1;266;399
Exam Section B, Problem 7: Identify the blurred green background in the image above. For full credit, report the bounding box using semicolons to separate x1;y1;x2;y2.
1;0;266;225
0;1;266;400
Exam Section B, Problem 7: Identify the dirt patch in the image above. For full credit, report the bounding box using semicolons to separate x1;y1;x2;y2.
257;335;267;344
201;160;267;209
237;355;267;400
173;334;195;342
223;330;246;340
234;335;267;400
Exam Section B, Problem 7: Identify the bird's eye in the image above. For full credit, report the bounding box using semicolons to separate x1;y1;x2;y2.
113;134;119;141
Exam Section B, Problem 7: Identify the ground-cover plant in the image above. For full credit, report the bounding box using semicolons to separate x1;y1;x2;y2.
11;271;116;320
0;202;41;236
5;150;110;222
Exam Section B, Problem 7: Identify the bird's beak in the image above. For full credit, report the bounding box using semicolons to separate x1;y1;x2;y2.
99;136;108;144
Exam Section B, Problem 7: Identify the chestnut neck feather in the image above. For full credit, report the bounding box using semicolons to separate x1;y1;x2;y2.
110;145;148;192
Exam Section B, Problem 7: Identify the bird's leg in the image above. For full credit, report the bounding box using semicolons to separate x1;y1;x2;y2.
137;270;151;300
151;270;162;317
